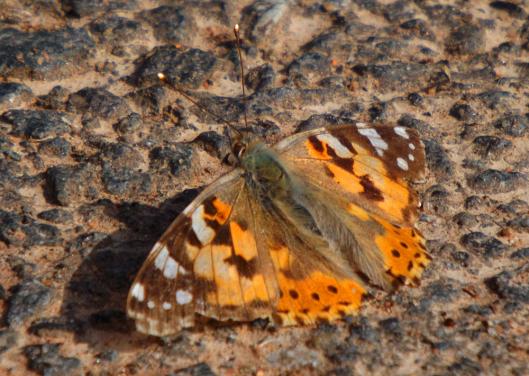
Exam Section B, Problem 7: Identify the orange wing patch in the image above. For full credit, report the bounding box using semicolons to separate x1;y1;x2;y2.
372;214;431;286
269;246;366;326
228;221;272;305
194;206;277;322
305;135;417;223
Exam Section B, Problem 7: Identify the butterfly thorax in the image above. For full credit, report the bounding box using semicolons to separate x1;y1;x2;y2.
240;140;291;200
239;140;325;241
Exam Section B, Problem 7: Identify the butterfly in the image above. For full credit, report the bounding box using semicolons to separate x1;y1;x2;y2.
126;119;430;336
127;25;430;336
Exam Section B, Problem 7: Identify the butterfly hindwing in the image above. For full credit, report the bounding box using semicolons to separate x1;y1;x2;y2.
245;190;368;326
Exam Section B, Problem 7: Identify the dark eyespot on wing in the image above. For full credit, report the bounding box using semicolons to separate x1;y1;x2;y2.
324;164;335;178
360;174;384;201
237;219;249;231
223;254;258;278
308;135;324;153
327;285;338;294
212;226;232;246
333;157;355;172
203;197;218;215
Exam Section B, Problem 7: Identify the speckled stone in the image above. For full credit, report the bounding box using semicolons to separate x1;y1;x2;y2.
37;208;73;224
61;0;136;17
149;144;194;177
472;135;512;158
0;27;95;79
0;210;62;247
131;46;218;89
67;88;131;121
1;109;72;140
469;169;526;193
486;263;529;304
24;343;81;375
0;83;33;111
424;139;453;179
139;6;191;44
6;280;52;327
494;112;528;137
89;15;143;45
171;362;217;376
460;232;508;258
449;103;478;122
38;137;71;158
192;131;230;160
0;1;528;374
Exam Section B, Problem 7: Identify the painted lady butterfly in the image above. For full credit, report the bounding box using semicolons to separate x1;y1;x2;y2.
127;26;430;336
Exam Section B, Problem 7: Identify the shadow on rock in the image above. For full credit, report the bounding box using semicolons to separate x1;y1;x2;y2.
60;188;199;350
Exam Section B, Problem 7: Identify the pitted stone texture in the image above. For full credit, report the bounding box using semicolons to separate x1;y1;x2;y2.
0;28;95;80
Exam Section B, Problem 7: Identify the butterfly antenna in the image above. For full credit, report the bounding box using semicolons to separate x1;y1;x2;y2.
157;73;241;137
233;24;249;129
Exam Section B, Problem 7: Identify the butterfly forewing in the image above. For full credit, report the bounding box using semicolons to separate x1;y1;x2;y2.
276;124;426;225
275;124;430;289
127;170;246;336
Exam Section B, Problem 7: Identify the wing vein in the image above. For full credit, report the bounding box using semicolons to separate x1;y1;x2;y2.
247;191;276;313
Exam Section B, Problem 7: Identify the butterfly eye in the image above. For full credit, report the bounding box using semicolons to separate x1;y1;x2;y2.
233;142;246;158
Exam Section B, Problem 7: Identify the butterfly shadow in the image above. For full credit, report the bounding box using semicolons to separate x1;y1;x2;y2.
60;188;200;352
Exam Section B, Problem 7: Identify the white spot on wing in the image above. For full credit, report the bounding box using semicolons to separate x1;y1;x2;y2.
408;154;415;161
154;246;169;270
358;127;388;156
192;205;215;245
397;157;409;171
176;289;193;305
162;302;172;310
131;282;145;302
163;256;178;279
147;300;155;309
409;143;416;150
316;134;354;158
394;126;409;139
136;322;148;333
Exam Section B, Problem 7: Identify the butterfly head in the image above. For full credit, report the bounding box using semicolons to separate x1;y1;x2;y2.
227;128;264;159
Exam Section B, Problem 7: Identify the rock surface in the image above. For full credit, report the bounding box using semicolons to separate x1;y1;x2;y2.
0;1;528;375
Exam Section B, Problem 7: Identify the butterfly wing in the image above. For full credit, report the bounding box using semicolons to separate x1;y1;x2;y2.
244;185;368;326
127;165;369;335
127;169;279;336
275;123;425;224
273;124;430;290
